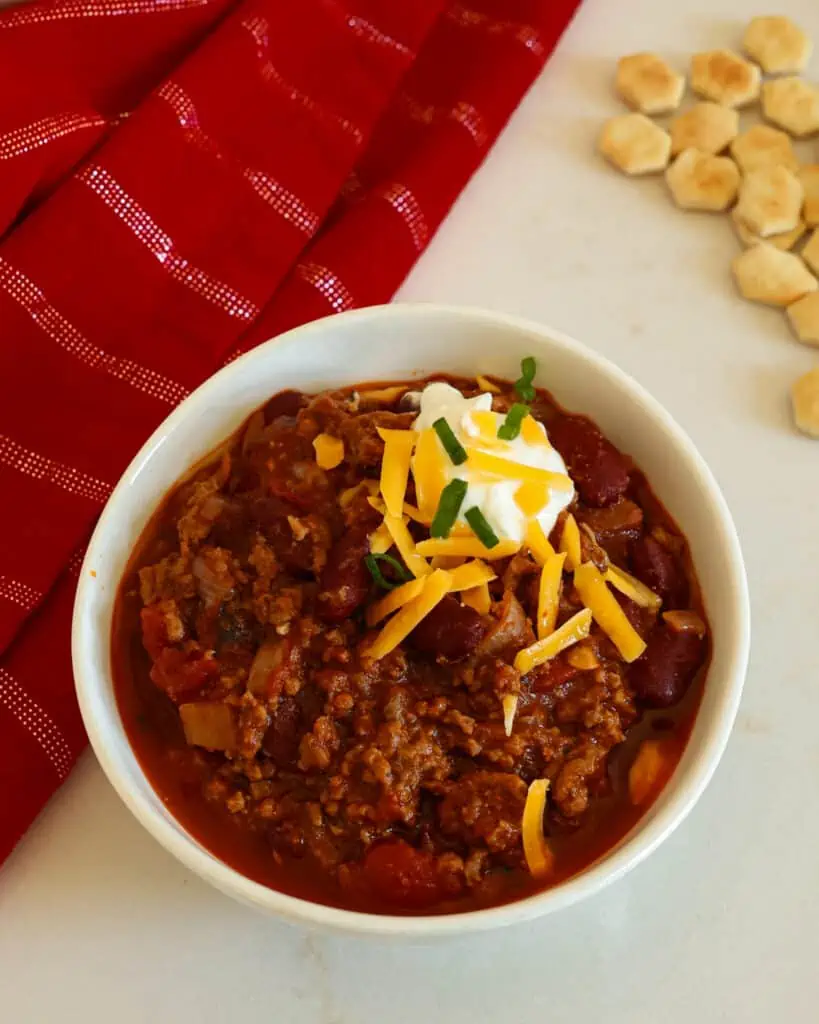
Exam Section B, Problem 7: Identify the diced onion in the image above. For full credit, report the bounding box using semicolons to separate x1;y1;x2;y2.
501;694;518;737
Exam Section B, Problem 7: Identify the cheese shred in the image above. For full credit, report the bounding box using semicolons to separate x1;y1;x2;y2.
365;577;426;628
377;428;417;518
475;374;501;394
447;560;497;593
461;582;491;614
514;608;592;675
411;428;446;519
466;449;573;490
312;433;345;470
368;522;393;555
416;537;520;560
525;520;557;566
573;562;646;662
537;552;566;639
522;779;554;879
383;514;431;578
605;564;662;610
558;514;582;570
366;569;452;660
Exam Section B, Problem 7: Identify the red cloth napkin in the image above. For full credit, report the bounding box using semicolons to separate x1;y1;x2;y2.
0;0;580;864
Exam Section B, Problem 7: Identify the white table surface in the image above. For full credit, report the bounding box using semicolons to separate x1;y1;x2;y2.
3;0;819;1020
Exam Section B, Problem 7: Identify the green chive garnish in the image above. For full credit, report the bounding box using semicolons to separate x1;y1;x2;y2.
497;402;530;441
365;553;411;590
465;507;500;549
430;479;468;538
432;417;467;466
514;356;537;403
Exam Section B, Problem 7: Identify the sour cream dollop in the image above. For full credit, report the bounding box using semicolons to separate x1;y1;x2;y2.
412;382;574;544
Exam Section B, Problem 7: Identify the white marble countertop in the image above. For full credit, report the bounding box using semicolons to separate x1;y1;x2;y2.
3;0;819;1019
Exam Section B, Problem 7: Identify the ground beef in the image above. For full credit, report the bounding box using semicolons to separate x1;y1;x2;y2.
439;770;527;853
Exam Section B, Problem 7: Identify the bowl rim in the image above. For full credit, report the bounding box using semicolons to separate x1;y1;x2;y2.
72;302;750;937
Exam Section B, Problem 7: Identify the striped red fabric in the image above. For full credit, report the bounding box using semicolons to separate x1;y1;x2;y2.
0;0;581;862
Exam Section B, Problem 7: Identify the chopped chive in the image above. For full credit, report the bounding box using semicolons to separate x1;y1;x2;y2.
430;479;468;538
497;403;530;441
465;507;500;549
365;553;411;590
432;417;467;466
514;356;537;403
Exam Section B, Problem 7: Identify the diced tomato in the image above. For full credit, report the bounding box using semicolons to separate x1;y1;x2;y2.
530;655;578;693
361;840;447;909
149;647;219;701
140;605;169;660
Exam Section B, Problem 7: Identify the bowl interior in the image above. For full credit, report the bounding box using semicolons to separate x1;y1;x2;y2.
73;304;749;936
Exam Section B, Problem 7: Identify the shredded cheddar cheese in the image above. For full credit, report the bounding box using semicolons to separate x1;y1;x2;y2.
466;449;573;490
411;428;446;519
558;513;582;570
469;410;506;448
461;582;491;614
514;608;592;675
525;520;557;565
537;552;566;639
605;565;662;610
340;479;379;508
366;577;426;628
501;694;518;737
415;537;520;560
515;480;550;517
430;555;466;570
447;560;497;593
377;428;416;518
367;494;430;525
359;385;406;404
522;779;554;879
368;522;393;555
475;374;501;394
383;514;431;578
312;433;345;470
573;562;646;663
520;415;551;447
366;569;452;660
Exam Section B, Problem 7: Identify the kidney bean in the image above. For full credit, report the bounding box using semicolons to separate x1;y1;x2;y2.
149;647;219;702
411;595;485;661
630;535;688;608
316;526;371;621
629;624;705;708
262;389;306;423
548;415;630;507
262;696;301;768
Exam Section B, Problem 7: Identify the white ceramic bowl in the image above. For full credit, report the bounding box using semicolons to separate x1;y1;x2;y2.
72;304;750;937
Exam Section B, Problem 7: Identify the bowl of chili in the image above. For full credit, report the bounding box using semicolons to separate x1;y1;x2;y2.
72;304;750;936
